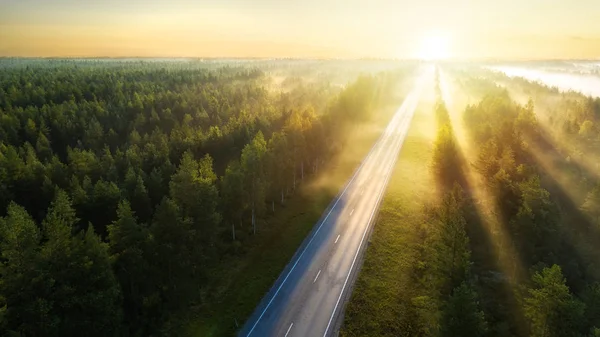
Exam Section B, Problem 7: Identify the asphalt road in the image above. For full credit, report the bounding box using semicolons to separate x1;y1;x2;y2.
239;70;430;337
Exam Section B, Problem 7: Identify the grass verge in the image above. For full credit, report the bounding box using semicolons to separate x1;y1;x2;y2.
340;96;437;336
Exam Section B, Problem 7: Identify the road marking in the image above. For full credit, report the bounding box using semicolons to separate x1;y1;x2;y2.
360;189;364;196
244;77;423;337
350;208;354;216
313;270;322;283
285;322;294;337
335;234;340;244
244;119;388;336
322;86;419;337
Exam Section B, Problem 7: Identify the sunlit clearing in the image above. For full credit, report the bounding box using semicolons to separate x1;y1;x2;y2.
418;34;451;61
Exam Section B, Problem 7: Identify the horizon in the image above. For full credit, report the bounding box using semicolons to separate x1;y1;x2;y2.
1;56;600;62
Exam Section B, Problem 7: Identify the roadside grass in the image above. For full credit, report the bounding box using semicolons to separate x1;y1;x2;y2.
340;98;437;337
184;182;337;337
183;99;402;337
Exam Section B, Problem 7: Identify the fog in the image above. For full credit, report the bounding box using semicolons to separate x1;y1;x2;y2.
490;65;600;98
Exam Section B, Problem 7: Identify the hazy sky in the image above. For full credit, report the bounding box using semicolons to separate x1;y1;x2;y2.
1;0;600;59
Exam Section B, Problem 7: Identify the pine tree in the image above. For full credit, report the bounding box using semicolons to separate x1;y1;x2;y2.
524;265;585;337
222;160;245;240
0;203;46;336
40;190;122;337
431;185;471;294
240;132;268;234
582;184;600;227
149;197;196;313
108;201;149;334
440;282;488;337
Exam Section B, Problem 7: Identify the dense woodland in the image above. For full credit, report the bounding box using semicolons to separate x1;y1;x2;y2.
0;59;405;336
4;59;599;337
413;70;600;337
343;68;600;337
382;74;490;336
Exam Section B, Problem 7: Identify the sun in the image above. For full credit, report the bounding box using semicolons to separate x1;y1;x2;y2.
418;34;451;60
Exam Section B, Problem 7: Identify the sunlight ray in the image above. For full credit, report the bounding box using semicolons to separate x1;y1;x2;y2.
439;70;527;284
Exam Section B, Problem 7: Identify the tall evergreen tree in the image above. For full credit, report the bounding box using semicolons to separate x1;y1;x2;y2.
524;265;585;337
240;132;268;234
0;203;44;336
108;201;149;334
40;190;122;337
440;282;488;337
222;160;245;240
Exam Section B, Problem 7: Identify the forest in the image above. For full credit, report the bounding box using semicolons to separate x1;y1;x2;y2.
4;58;599;337
341;68;600;337
0;59;409;336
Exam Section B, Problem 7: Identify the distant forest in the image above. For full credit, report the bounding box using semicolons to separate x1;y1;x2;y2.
0;59;404;336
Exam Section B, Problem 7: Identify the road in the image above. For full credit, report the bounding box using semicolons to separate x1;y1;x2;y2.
239;69;431;337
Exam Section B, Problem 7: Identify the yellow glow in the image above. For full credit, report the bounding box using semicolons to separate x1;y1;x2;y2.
418;33;451;60
2;1;600;58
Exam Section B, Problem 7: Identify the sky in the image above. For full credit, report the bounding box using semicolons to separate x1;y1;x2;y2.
1;0;600;59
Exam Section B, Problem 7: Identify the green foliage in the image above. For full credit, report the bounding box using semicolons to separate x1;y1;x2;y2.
222;160;245;242
513;175;559;262
582;184;600;226
430;185;472;294
56;226;122;337
523;265;585;337
147;197;207;324
340;101;438;337
169;152;220;258
459;80;600;335
240;132;268;232
582;283;600;330
0;203;42;335
0;59;404;336
331;75;377;122
432;124;460;188
579;120;595;139
440;282;488;337
267;131;291;201
0;193;122;337
108;201;150;333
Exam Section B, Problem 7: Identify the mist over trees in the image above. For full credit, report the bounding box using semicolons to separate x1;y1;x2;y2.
452;69;600;337
342;68;600;337
0;59;405;336
7;58;598;337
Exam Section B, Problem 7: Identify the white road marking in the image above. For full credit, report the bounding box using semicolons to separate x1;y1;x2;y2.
360;189;364;196
350;208;354;216
285;322;294;337
335;234;340;244
244;121;387;336
322;85;420;337
244;74;425;337
313;270;322;283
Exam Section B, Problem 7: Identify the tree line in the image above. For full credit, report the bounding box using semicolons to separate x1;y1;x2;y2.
391;73;488;336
